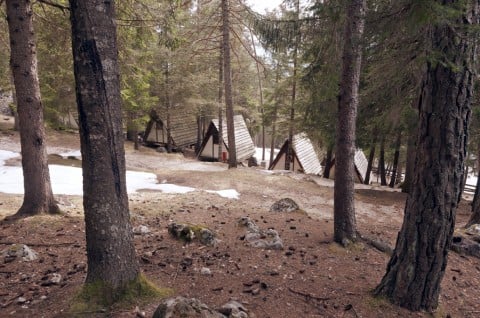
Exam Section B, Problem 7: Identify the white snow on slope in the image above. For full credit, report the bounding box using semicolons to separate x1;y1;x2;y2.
0;149;239;199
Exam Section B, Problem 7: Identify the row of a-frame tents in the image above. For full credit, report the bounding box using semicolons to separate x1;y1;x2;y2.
144;111;369;182
268;133;369;183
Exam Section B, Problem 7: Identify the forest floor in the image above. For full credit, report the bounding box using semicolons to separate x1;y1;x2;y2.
0;117;480;317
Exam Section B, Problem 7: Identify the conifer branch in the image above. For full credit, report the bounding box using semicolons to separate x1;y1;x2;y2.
37;0;69;12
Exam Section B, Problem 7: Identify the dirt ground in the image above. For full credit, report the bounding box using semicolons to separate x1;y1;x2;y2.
1;120;480;317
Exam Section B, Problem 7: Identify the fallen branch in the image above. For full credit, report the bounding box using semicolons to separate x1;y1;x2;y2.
451;235;480;259
288;287;330;301
356;232;393;255
0;241;79;247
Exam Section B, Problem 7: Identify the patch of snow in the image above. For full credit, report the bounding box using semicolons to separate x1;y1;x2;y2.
58;150;82;159
254;147;279;168
0;150;18;165
0;150;238;199
150;184;196;194
206;189;239;200
466;173;478;187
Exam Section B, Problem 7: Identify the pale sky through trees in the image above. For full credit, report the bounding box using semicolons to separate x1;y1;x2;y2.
247;0;283;13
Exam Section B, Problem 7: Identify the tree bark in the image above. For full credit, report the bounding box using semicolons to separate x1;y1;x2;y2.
6;0;59;217
285;0;300;171
164;62;172;153
221;0;236;168
69;0;140;295
379;136;387;186
218;50;224;161
364;133;377;185
323;145;333;179
333;0;366;245
375;1;478;311
269;64;280;167
388;131;402;188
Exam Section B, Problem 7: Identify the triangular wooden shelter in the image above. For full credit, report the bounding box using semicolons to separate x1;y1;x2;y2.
328;149;369;183
269;133;322;175
144;108;198;151
197;114;255;162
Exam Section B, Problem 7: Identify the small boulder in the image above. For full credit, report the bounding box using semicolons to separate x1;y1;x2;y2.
237;217;259;233
133;225;151;235
238;217;283;250
269;198;300;213
200;267;212;276
217;301;250;318
198;228;218;246
2;244;38;262
168;223;217;246
152;297;224;318
168;223;195;242
248;156;258;167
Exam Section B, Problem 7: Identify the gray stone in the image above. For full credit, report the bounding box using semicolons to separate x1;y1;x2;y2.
466;224;480;235
2;244;38;262
156;147;167;153
152;297;225;318
238;217;259;232
200;267;212;276
50;273;62;285
217;301;250;318
239;217;283;250
16;297;27;304
248;156;258;167
168;223;196;242
269;198;300;213
168;223;218;246
199;228;218;246
133;225;150;235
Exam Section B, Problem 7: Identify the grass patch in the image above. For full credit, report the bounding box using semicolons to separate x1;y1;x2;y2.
328;241;365;254
69;273;172;316
365;294;391;310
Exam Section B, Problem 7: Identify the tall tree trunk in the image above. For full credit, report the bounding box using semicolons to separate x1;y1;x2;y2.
164;62;172;153
221;0;236;168
323;145;333;179
388;131;402;188
69;0;140;297
402;130;416;193
6;0;59;217
269;64;280;167
285;0;300;171
333;0;366;245
375;1;477;311
8;73;19;131
249;29;265;161
218;51;224;161
379;137;387;186
364;133;377;185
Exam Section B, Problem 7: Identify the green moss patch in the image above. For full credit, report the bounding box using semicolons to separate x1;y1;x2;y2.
69;273;172;316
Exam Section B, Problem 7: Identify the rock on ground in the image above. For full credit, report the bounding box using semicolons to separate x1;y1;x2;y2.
269;198;300;213
153;297;252;318
238;217;283;250
2;244;38;262
168;222;218;246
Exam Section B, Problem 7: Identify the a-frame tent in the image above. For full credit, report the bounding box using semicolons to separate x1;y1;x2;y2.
269;133;322;175
144;108;198;151
328;149;369;183
197;114;255;162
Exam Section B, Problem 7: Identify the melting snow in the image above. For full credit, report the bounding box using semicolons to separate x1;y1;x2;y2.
206;189;240;200
0;149;238;198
